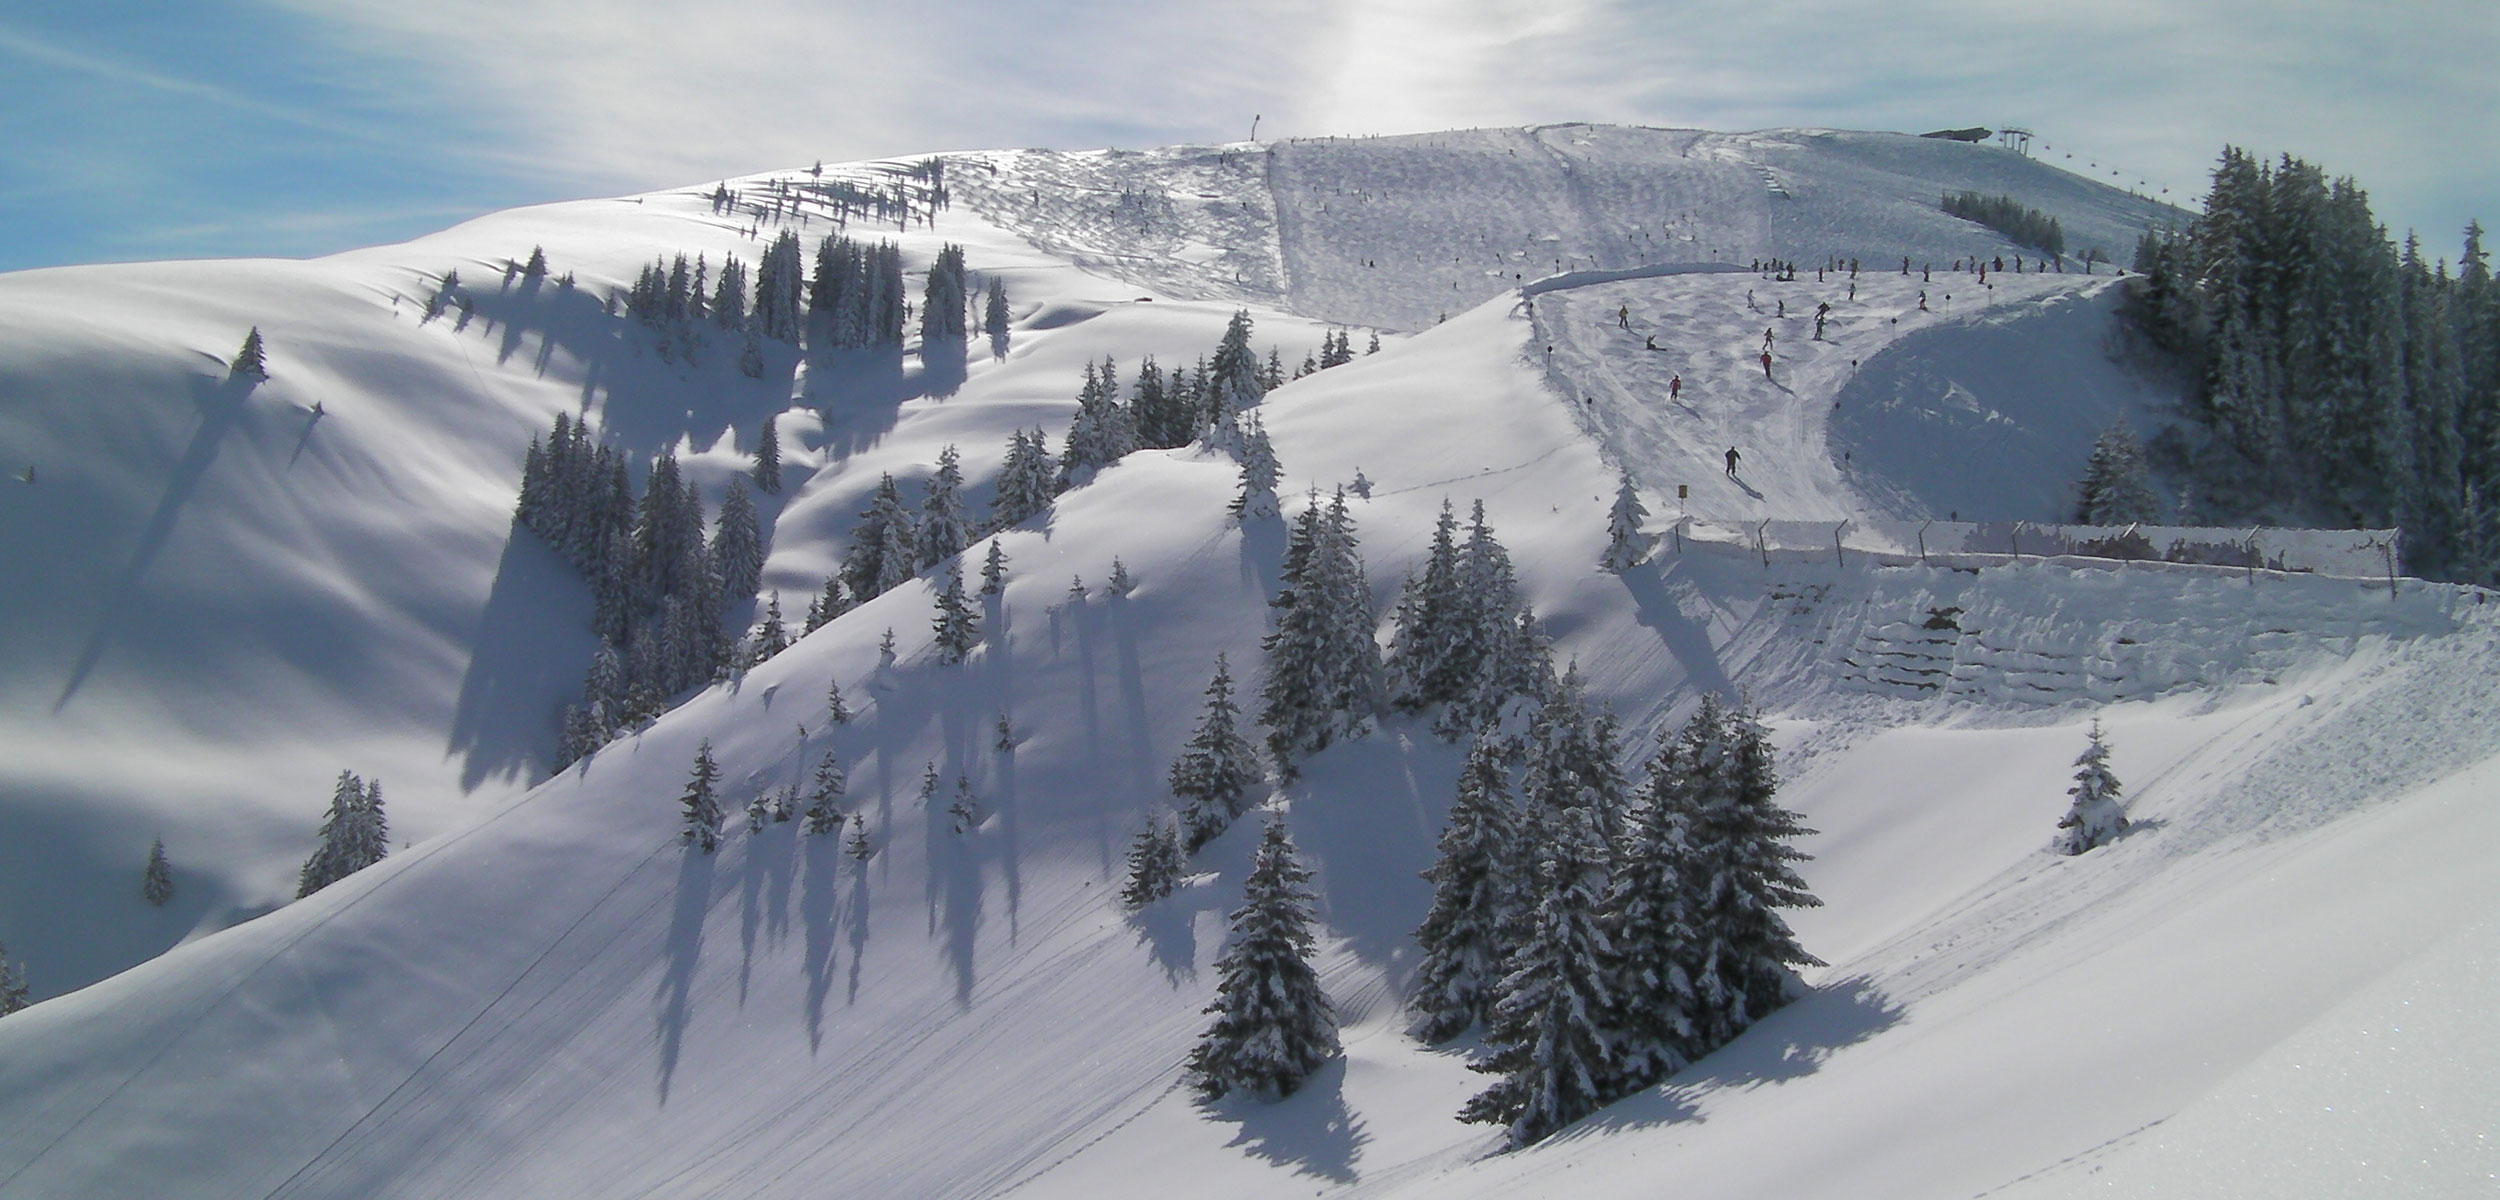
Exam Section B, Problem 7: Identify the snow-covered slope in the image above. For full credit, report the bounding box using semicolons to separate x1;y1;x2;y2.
6;126;2491;1199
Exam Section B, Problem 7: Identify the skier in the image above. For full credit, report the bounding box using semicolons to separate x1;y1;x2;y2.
1669;374;1682;401
1645;334;1659;351
1618;304;1630;329
1919;291;1929;312
1725;446;1741;476
1760;350;1773;380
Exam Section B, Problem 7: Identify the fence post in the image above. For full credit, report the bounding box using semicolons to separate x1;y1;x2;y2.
1756;519;1772;568
1833;521;1849;566
2381;540;2399;599
2010;523;2021;560
1917;519;1931;563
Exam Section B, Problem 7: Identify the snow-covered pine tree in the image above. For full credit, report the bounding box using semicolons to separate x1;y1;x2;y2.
1258;499;1343;775
919;242;968;343
1061;358;1139;482
1602;726;1705;1091
681;741;725;852
1603;471;1650;569
1120;811;1187;908
1232;413;1281;521
1461;732;1619;1148
842;474;919;601
1432;502;1532;742
980;540;1009;596
2056;719;2130;854
1410;732;1521;1043
1387;500;1467;711
713;480;764;602
753;416;783;494
1681;700;1822;1052
1107;558;1135;596
750;593;790;662
918;445;972;568
803;751;848;834
1187;818;1339;1101
1206;309;1266;423
230;327;268;380
296;770;386;898
2075;422;2161;524
988;429;1055;529
1132;355;1193;449
932;561;979;663
0;943;27;1016
712;255;749;330
746;788;773;833
143;837;174;906
523;245;547;279
848;814;875;860
984;279;1009;348
1172;654;1264;852
1314;488;1385;720
826;677;852;724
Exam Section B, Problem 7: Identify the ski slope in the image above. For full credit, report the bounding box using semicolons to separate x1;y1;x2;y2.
4;126;2494;1199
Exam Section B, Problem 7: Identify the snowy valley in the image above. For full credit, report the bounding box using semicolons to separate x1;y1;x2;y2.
1;125;2495;1198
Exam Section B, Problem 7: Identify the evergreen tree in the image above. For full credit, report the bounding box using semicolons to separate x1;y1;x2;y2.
1187;819;1339;1101
230;327;269;380
713;479;764;602
753;416;783;494
1206;309;1266;422
1386;501;1467;710
2056;720;2131;854
1432;502;1532;741
1062;358;1139;481
682;740;725;852
918;445;973;568
990;428;1060;528
2076;422;2162;524
1461;733;1618;1148
0;943;26;1016
296;771;388;898
803;750;848;834
848;813;876;860
1120;811;1188;908
1258;490;1381;774
1603;728;1706;1091
1172;654;1264;851
1132;355;1195;449
826;677;852;724
932;561;980;663
523;246;548;278
919;242;968;343
751;592;790;661
980;540;1010;595
1107;558;1136;596
842;474;920;601
984;279;1010;347
1681;701;1821;1050
1232;413;1281;521
1603;472;1649;569
1409;733;1521;1043
143;837;174;906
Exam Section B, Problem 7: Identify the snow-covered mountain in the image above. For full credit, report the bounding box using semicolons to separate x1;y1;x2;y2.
2;125;2492;1199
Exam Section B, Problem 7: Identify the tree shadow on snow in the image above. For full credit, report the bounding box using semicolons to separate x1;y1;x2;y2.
1127;895;1199;984
800;828;844;1050
1204;1057;1369;1185
1614;558;1737;703
1577;975;1904;1137
55;369;257;710
445;530;596;791
1288;735;1461;974
654;844;718;1105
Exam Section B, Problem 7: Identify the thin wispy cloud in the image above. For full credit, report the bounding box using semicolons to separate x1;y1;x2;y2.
2;0;2491;271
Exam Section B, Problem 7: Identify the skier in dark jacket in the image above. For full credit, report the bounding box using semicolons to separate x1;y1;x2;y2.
1725;446;1741;476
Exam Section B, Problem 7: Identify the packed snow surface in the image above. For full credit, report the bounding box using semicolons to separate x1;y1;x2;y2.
2;127;2492;1199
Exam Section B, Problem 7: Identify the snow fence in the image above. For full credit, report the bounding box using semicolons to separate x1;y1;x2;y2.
1670;518;2400;582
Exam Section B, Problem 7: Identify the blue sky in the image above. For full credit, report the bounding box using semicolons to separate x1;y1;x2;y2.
3;1;2493;274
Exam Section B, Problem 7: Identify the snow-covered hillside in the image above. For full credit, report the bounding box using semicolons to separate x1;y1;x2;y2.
4;126;2493;1199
